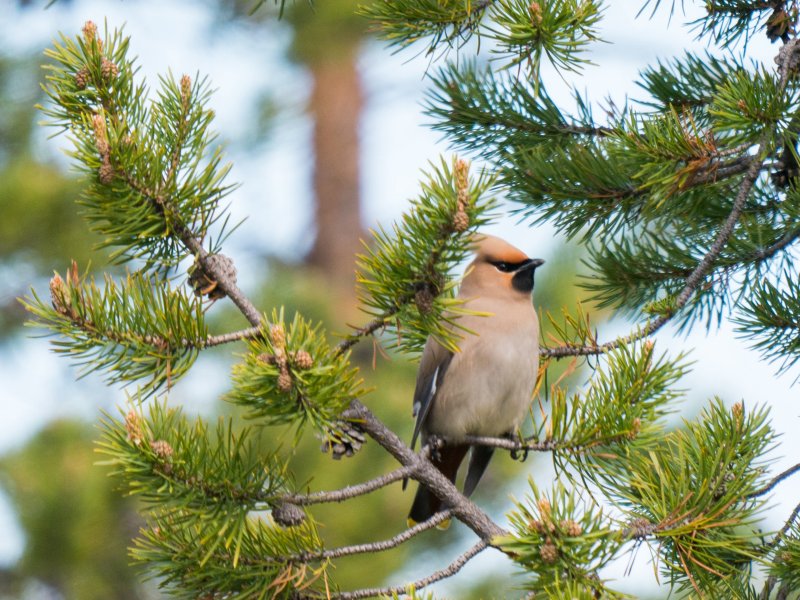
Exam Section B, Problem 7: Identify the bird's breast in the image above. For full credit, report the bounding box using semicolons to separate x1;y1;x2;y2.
426;304;539;440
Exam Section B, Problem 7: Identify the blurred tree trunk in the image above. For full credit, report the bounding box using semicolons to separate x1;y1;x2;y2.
307;53;364;297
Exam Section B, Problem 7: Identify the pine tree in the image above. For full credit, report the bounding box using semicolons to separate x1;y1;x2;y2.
22;3;800;598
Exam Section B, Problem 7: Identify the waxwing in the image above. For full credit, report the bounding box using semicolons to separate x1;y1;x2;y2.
407;234;544;527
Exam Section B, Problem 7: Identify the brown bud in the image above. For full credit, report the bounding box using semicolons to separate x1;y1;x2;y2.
75;67;90;89
530;2;543;25
454;158;469;191
627;417;641;440
453;210;469;232
98;159;114;184
82;20;98;41
49;273;69;315
92;113;109;157
292;350;314;370
539;540;558;564
125;410;144;446
277;369;292;393
180;74;192;106
537;497;551;516
270;324;286;348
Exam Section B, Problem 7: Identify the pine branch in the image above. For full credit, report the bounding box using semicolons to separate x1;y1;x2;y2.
542;41;799;359
23;262;207;396
324;540;489;600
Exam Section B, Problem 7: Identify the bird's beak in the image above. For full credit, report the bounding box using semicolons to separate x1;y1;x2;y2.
510;258;544;293
516;258;545;273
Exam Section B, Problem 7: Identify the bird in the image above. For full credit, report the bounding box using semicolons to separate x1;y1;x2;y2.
407;233;544;527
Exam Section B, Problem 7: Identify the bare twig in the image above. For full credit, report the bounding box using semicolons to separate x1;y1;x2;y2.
460;431;632;453
202;326;263;347
325;539;490;600
281;466;415;506
294;511;453;563
334;309;398;356
749;462;800;499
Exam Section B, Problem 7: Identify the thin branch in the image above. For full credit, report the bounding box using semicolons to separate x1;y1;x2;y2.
460;431;633;453
281;466;415;506
325;539;489;600
748;462;800;498
202;326;262;348
541;42;796;359
334;309;398;356
294;511;453;563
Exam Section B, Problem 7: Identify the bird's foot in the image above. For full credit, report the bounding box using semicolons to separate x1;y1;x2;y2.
506;433;528;462
424;435;446;463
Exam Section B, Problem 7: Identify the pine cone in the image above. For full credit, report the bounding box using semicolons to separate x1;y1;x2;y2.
415;288;435;315
320;420;366;459
561;519;582;537
272;502;306;528
75;68;90;89
101;58;119;80
292;350;313;370
540;540;558;564
151;439;174;460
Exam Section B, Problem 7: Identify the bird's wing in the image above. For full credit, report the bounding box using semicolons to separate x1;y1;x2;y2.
410;340;453;451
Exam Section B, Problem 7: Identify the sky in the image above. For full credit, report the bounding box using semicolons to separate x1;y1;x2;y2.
1;0;799;597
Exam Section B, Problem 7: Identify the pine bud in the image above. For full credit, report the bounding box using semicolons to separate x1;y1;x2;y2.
75;67;90;89
530;2;543;26
277;369;292;392
270;324;286;348
180;74;192;107
98;159;114;184
272;502;305;528
82;20;98;41
292;350;314;370
454;158;469;192
627;417;641;440
453;209;469;232
537;497;551;516
125;410;144;446
49;273;69;315
539;540;558;564
92;113;109;157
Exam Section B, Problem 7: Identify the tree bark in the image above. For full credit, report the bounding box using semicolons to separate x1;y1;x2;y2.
307;54;364;299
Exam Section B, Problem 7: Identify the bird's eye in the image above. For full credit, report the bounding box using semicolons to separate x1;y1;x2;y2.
493;261;514;273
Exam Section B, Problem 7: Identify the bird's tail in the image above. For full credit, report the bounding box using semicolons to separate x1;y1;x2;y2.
407;444;469;529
